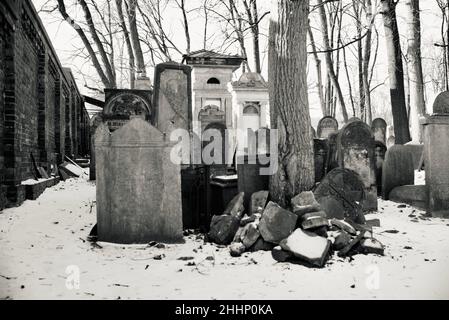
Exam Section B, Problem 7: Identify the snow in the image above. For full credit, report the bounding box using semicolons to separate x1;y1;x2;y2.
1;174;449;299
21;178;50;186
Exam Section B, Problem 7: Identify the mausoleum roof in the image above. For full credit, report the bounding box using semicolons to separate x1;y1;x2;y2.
183;49;244;67
231;72;268;89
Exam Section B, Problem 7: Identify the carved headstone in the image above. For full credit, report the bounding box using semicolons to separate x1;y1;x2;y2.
317;116;338;139
381;145;414;200
337;121;377;210
102;89;153;132
432;91;449;114
95;118;182;243
153;62;192;136
371;118;387;144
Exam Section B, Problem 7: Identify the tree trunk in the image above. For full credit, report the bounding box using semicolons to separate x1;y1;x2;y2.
127;0;146;77
308;23;326;116
116;0;135;89
406;0;426;142
381;0;411;144
317;0;349;122
268;0;314;207
363;0;374;124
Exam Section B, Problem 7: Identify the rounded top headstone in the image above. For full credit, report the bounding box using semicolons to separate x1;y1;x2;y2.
338;120;373;149
317;116;339;139
433;91;449;114
371;118;387;129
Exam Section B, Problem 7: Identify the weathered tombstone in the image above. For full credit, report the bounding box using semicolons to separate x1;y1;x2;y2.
371;118;387;144
421;113;449;217
381;145;414;200
403;143;424;170
348;116;361;123
95;118;182;243
102;89;153;132
317;116;338;139
325;132;339;175
337;121;377;210
314;168;365;223
314;139;328;183
432;91;449;114
89;114;103;181
374;141;387;194
256;127;270;155
153;62;192;136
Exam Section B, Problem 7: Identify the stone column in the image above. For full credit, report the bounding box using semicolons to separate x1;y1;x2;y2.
421;115;449;217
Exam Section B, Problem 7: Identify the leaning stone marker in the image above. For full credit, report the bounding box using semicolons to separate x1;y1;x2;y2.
317;116;338;139
337;121;377;210
259;201;297;244
421;113;449;217
95;118;182;244
381;145;414;200
371;118;387;144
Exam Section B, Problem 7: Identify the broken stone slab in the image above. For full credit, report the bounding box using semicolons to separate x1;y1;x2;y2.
223;192;245;219
310;226;328;238
291;191;320;207
302;216;329;230
240;213;261;226
259;201;298;244
271;246;293;262
330;219;357;235
292;204;322;217
359;238;384;255
299;211;327;222
229;242;246;257
250;237;275;252
233;226;245;242
280;229;331;267
316;195;345;219
208;214;241;245
60;162;84;177
337;231;366;257
241;222;261;249
388;185;428;210
328;230;351;251
250;190;269;214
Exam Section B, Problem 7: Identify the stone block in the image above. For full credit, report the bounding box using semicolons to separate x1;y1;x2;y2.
389;185;428;210
301;216;329;230
250;190;269;214
271;246;293;262
223;192;245;218
208;214;241;245
259;201;298;244
359;238;384;255
241;221;260;248
229;242;246;257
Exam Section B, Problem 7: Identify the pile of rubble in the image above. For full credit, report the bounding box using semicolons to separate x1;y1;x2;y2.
207;190;384;268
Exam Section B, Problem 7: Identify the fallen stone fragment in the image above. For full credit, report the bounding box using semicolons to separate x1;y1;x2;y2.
280;229;331;267
250;191;269;214
330;219;357;235
383;229;399;234
223;192;245;219
310;226;328;238
153;254;165;260
259;202;298;244
331;230;351;251
302;216;329;230
208;214;241;245
233;226;245;243
241;222;261;249
177;256;194;261
300;211;327;222
291;191;320;207
292;204;321;217
250;237;275;252
345;219;372;233
229;242;246;257
337;231;366;257
240;214;260;226
271;246;293;262
359;238;385;255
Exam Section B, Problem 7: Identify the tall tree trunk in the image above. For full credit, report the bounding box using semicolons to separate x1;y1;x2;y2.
363;0;374;124
317;0;349;122
116;0;135;89
353;1;365;120
268;0;314;207
308;23;326;116
406;0;426;142
127;0;146;77
381;0;411;144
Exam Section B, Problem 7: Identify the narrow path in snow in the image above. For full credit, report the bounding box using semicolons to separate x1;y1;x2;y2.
1;177;449;299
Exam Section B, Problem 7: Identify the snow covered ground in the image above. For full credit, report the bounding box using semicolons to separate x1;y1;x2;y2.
1;173;449;300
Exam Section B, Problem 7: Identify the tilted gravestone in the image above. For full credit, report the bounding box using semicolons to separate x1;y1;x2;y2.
432;91;449;114
317;116;339;139
337;121;377;210
102;89;153;132
381;145;414;200
95;118;183;243
371;118;387;144
314;168;366;223
153;62;192;136
314;139;328;183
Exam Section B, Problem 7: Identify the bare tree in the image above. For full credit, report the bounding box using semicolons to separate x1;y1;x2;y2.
268;0;314;207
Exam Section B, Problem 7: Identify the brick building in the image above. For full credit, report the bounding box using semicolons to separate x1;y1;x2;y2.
0;0;90;209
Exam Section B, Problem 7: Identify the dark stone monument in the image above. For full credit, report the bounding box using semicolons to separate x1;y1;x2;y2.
432;91;449;114
374;141;387;194
102;89;153;132
371;118;387;144
314;139;328;183
314;168;366;223
317;116;338;139
325;132;339;175
337;121;377;210
153;62;192;136
95;118;182;244
381;145;414;200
